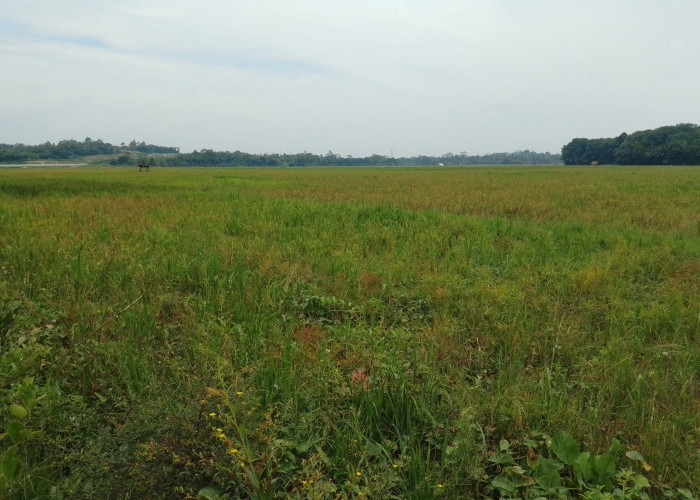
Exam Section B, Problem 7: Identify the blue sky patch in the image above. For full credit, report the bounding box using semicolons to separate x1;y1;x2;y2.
0;18;110;49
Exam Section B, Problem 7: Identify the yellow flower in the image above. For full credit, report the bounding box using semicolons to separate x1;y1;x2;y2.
218;433;226;439
437;484;444;488
209;412;216;417
393;464;398;468
216;428;223;432
236;391;244;396
229;448;238;455
355;471;362;476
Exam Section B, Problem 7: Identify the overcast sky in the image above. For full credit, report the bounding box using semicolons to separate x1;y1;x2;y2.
1;1;698;156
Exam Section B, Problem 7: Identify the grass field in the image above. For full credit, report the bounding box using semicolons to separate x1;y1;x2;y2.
0;166;697;499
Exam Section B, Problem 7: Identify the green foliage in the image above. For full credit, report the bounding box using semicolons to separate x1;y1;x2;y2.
0;138;559;166
551;430;581;465
0;138;177;164
1;446;20;490
562;123;700;165
487;432;656;499
1;378;42;494
0;166;696;497
156;149;561;167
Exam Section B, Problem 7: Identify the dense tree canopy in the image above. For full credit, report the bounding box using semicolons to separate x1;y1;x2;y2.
0;138;178;163
125;140;180;154
562;124;699;165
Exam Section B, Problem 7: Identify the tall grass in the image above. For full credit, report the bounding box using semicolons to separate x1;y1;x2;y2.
0;166;697;498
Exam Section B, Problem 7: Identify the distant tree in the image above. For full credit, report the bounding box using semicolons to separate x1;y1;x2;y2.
562;124;699;165
0;138;562;167
0;138;156;163
109;154;132;165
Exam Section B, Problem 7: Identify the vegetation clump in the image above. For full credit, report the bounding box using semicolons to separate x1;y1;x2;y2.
561;123;699;165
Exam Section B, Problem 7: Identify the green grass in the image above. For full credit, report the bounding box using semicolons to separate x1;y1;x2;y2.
0;166;697;498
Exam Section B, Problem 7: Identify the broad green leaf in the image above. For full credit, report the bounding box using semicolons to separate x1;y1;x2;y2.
625;450;645;462
488;452;515;465
197;486;223;500
10;405;27;419
633;474;650;489
278;460;297;473
18;378;37;411
512;472;535;488
676;488;694;499
573;452;594;482
533;458;562;490
607;438;623;455
1;446;20;484
6;422;26;443
491;476;516;493
593;454;616;481
6;422;36;444
551;431;580;465
499;438;510;451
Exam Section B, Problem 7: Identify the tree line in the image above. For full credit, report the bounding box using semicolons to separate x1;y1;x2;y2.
0;138;561;166
9;125;700;167
0;138;179;163
149;149;560;167
561;123;699;165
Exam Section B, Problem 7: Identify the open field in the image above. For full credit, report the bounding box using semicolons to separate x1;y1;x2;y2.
0;166;698;498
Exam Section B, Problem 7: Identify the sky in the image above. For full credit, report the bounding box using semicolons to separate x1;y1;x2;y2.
1;1;699;157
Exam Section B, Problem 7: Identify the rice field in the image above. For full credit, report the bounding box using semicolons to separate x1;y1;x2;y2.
0;165;697;498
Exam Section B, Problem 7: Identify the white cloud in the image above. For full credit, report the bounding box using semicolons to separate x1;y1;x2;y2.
1;0;699;155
